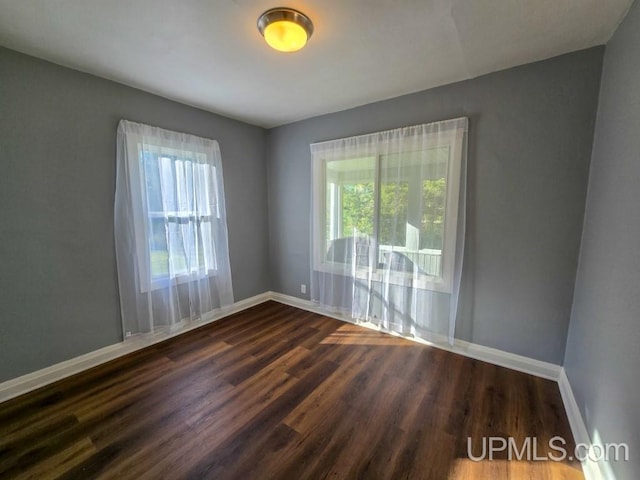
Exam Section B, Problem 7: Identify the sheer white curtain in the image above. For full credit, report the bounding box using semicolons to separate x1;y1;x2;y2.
310;118;467;344
114;120;234;337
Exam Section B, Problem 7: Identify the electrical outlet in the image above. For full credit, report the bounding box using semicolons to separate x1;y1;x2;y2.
300;284;307;294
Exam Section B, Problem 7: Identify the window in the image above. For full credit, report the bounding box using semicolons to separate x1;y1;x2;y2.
142;152;219;282
115;120;234;335
312;119;466;293
116;121;229;293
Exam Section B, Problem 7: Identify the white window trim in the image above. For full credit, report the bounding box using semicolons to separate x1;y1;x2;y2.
122;130;220;293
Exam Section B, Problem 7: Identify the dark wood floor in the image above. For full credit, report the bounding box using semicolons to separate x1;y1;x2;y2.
0;301;583;479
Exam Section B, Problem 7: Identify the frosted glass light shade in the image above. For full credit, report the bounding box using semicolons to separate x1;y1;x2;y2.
258;8;313;53
264;20;308;52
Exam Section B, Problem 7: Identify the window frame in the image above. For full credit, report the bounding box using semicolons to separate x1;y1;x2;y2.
123;133;221;292
312;126;465;294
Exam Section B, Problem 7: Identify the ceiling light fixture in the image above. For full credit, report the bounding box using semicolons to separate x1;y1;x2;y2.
257;7;313;53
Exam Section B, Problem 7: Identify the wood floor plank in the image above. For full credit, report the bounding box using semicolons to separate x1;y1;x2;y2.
0;301;583;479
13;437;96;480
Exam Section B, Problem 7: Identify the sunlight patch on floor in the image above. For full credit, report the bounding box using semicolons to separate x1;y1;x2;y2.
320;325;413;346
449;458;584;480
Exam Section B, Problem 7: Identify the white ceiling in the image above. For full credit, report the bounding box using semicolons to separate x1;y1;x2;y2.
0;0;633;128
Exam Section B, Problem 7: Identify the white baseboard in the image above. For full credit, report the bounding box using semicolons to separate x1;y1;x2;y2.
558;369;592;450
453;338;562;380
269;291;562;381
0;292;271;403
558;368;617;480
1;289;561;404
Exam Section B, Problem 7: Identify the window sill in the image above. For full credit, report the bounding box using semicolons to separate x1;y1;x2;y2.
314;263;451;294
142;269;218;293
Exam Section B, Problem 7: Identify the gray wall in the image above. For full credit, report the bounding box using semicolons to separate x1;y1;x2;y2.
0;47;270;382
0;43;609;382
564;1;640;478
267;48;604;364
